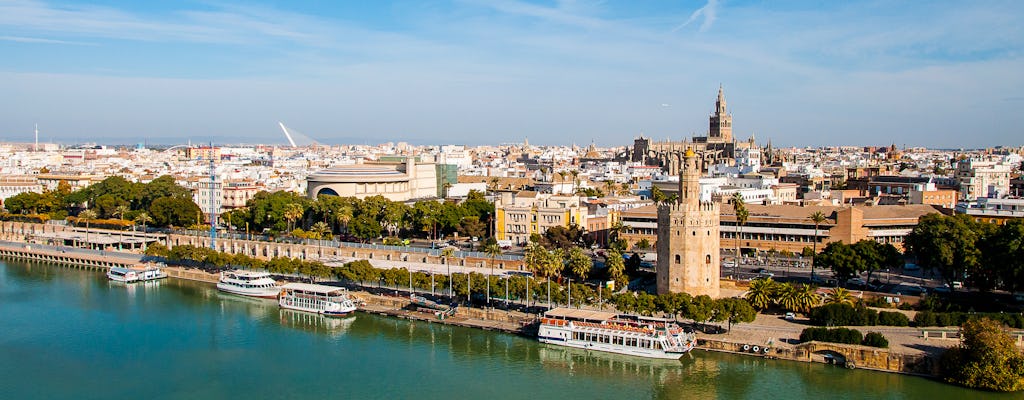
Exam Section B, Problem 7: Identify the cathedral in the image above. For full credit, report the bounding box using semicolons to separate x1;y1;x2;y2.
629;86;758;173
656;148;721;297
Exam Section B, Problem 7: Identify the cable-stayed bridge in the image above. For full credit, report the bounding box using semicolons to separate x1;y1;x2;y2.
278;122;319;147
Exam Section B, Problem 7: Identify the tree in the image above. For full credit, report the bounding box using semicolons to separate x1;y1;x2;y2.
906;214;981;290
149;197;202;228
484;242;502;305
566;246;592;280
808;211;827;281
816;241;863;282
794;284;821;313
745;278;776;310
284;202;304;233
523;242;548;277
604;248;626;289
940;318;1024;392
685;295;716;330
824;287;856;306
311;221;331;256
715;297;757;332
78;209;97;249
457;216;487;242
731;192;748;276
989;220;1024;293
349;213;381;241
134;212;153;250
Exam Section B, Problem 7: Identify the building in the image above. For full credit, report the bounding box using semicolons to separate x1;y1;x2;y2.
908;188;958;209
0;176;42;208
621;202;941;254
494;191;586;245
955;158;1011;200
630;86;755;170
306;157;437;202
186;146;221;161
956;197;1024;225
656;149;720;297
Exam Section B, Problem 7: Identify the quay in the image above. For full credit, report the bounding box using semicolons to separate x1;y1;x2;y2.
0;229;941;377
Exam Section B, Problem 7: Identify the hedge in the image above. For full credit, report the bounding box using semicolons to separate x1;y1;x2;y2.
877;311;910;327
914;311;1024;329
800;327;863;345
862;332;889;348
800;327;889;348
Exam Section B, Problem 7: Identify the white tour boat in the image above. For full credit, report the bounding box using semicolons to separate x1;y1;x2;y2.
216;270;280;299
538;308;697;360
107;263;168;283
278;283;357;316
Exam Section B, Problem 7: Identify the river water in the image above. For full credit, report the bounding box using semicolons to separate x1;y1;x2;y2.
1;259;1019;400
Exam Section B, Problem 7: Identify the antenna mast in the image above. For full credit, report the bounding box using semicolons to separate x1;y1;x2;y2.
209;141;217;250
34;123;38;151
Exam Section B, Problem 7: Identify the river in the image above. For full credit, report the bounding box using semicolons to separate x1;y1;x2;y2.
0;259;1019;400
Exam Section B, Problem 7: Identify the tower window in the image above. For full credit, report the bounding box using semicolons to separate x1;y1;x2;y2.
675;255;680;264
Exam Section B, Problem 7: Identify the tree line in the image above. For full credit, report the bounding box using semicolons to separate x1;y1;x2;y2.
222;190;494;241
906;214;1024;292
3;175;201;228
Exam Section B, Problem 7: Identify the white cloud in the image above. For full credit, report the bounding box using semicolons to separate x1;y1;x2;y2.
672;0;718;33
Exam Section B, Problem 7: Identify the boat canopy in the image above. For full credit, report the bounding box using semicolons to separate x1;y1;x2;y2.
544;307;617;322
281;282;347;295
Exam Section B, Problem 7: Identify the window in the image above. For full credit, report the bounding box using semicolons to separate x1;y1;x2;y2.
675;254;681;264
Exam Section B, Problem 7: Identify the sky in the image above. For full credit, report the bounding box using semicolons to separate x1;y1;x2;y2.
0;0;1022;148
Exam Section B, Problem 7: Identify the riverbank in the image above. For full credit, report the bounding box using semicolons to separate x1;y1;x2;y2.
0;239;946;378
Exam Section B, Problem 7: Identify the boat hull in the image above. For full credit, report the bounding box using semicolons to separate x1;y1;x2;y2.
538;337;687;360
216;283;280;299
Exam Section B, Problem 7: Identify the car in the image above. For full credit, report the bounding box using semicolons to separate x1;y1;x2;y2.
903;263;920;271
847;278;867;287
752;267;770;274
784;312;796;321
930;286;951;294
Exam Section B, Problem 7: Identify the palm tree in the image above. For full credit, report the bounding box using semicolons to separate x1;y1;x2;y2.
794;284;822;313
808;211;827;282
603;180;615;197
335;202;354;235
731;192;749;277
523;242;548;277
113;204;130;249
567;246;591;280
557;171;568;190
619;182;631;196
570;170;580;193
774;282;799;312
284;203;304;233
134;212;153;250
79;209;98;250
441;247;456;297
311;221;331;258
484;242;502;305
824;287;856;306
745;278;776;310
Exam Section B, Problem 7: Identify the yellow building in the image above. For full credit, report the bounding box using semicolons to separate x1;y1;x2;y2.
495;191;586;245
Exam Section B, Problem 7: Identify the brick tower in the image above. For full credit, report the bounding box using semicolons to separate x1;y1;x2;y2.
656;148;721;297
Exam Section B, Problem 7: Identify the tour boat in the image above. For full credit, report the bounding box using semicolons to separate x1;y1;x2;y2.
537;308;697;360
216;270;280;299
107;263;168;283
278;283;357;316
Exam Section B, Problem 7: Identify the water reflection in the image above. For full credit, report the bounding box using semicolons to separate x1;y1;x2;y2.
277;309;355;336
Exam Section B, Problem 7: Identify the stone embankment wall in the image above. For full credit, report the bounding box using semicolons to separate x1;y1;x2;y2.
699;338;936;375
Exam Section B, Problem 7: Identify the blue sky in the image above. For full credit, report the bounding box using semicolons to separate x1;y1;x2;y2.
1;0;1021;148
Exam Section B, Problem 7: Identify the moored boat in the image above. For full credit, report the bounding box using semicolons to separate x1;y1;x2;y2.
107;263;168;283
537;308;697;360
216;270;279;299
279;283;357;316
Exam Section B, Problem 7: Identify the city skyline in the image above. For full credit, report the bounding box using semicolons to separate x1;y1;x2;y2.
1;0;1022;148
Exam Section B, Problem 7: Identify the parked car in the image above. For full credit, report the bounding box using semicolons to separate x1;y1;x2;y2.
847;278;867;287
784;312;796;321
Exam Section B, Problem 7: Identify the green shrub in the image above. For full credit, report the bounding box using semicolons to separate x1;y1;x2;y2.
861;332;889;348
914;311;1024;329
809;303;878;326
914;311;937;327
877;311;910;327
799;327;863;345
